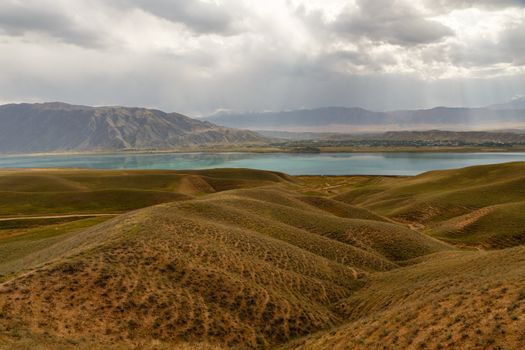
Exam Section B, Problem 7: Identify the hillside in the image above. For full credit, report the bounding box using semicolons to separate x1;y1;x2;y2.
354;130;525;144
0;164;524;349
335;162;525;248
0;102;265;153
284;246;525;350
0;168;450;349
0;168;290;276
268;130;525;151
204;106;525;132
258;129;525;144
0;168;289;217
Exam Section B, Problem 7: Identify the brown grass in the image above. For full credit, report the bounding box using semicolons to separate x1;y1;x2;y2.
0;164;524;349
283;247;525;350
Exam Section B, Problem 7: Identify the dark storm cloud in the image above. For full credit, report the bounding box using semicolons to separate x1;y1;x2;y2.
332;0;454;46
129;0;239;35
0;1;105;47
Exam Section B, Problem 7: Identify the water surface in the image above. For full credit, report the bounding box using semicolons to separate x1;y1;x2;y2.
0;152;524;176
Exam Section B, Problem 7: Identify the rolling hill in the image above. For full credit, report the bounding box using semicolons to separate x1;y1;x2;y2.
0;102;265;153
0;168;290;277
0;163;524;349
335;162;525;248
284;246;525;350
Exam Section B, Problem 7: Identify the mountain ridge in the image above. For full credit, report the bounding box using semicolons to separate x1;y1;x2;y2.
487;96;525;110
203;105;525;132
0;102;266;154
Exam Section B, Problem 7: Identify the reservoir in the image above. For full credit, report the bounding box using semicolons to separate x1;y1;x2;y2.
1;152;525;176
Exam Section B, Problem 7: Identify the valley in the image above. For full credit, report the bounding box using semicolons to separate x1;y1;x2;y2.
0;163;524;349
3;1;525;348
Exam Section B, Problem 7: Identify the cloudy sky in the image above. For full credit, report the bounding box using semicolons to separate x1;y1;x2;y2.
1;0;524;116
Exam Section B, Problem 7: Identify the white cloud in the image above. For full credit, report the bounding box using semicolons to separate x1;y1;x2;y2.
0;0;523;114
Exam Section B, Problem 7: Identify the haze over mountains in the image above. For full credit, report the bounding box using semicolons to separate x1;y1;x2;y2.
204;100;525;133
488;96;525;110
2;101;525;154
0;103;264;154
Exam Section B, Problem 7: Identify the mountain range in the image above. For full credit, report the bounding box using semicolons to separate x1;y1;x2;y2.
0;102;265;153
203;104;525;133
487;96;525;110
2;101;525;154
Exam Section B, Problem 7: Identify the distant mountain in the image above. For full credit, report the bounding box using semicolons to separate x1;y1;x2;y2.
487;97;525;110
203;106;525;132
205;107;388;130
0;102;265;153
388;107;525;128
255;130;341;140
258;129;525;142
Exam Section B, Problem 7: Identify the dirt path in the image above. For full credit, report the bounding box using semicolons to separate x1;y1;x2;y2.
0;214;118;222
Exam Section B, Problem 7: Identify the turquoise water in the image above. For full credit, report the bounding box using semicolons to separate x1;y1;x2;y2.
0;152;524;175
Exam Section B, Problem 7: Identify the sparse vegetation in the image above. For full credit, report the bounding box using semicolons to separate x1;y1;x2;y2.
0;163;524;349
335;162;525;248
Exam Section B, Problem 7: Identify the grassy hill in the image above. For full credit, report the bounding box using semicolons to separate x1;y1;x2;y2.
0;168;290;277
335;162;525;248
284;246;525;349
430;201;525;248
0;163;524;349
0;168;289;217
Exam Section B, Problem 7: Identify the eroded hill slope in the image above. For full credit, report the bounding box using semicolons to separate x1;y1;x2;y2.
284;246;525;350
335;162;525;248
0;164;524;349
0;171;449;349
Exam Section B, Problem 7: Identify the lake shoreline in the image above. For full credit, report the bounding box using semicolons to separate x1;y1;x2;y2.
2;145;525;158
1;152;525;176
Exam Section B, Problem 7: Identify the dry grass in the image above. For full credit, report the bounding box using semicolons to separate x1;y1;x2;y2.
0;164;524;349
0;205;360;348
335;162;525;249
0;216;111;276
431;201;525;248
283;247;525;350
0;168;289;217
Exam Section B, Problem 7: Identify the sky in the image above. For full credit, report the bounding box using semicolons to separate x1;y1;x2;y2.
0;0;524;116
